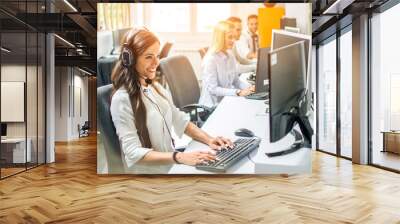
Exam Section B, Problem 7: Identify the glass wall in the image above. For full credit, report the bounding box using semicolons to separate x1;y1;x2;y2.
316;25;354;160
371;3;400;171
317;36;337;155
0;1;46;179
339;28;352;158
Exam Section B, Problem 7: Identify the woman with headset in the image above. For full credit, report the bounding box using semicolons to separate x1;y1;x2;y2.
199;21;256;108
110;28;233;174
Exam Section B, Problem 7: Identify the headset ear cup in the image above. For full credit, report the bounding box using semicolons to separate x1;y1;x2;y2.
121;28;148;67
121;48;133;67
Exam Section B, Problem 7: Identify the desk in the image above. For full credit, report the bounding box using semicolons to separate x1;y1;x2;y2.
382;131;400;154
169;96;312;174
1;138;32;164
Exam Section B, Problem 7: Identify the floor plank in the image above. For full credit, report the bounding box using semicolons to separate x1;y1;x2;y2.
1;136;400;223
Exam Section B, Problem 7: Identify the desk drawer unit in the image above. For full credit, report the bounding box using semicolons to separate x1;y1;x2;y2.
0;139;32;165
383;132;400;154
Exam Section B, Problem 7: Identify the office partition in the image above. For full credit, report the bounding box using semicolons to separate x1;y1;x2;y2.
0;0;47;179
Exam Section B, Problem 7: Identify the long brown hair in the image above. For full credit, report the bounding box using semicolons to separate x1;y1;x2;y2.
111;28;161;148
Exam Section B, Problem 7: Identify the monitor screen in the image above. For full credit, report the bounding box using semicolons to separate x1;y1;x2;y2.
255;47;270;93
268;41;307;143
271;30;311;88
271;30;312;115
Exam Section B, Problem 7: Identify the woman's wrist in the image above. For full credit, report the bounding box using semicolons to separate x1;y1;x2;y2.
236;89;241;96
206;136;215;146
172;151;181;164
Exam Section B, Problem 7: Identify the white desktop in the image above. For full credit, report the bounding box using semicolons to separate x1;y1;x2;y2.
168;96;312;174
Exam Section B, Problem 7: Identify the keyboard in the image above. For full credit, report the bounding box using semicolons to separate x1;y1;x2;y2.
196;137;261;172
245;92;268;100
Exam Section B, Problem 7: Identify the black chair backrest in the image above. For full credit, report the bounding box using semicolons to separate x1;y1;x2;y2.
97;84;124;173
159;55;200;109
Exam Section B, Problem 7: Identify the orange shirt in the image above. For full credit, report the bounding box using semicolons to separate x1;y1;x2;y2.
258;7;285;48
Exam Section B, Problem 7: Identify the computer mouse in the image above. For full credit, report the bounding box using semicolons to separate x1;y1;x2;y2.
234;128;255;137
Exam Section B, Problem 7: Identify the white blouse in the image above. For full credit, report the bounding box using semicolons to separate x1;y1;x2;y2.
110;83;190;174
199;50;255;107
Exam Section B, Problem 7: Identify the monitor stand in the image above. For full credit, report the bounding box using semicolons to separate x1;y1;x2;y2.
265;114;313;157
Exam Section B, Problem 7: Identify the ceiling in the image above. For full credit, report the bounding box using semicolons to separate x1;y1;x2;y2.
0;0;97;74
312;0;391;44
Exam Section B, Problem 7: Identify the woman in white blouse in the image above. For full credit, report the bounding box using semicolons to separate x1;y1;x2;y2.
110;28;233;174
199;21;256;108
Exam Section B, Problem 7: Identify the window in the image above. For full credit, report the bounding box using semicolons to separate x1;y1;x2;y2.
149;4;190;32
317;37;337;155
197;4;231;32
390;74;400;130
97;3;133;31
339;28;352;158
99;3;236;33
371;2;400;171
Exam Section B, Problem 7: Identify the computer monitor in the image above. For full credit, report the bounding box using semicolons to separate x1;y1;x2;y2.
267;41;313;157
271;29;312;115
271;30;311;87
1;123;7;137
255;47;270;93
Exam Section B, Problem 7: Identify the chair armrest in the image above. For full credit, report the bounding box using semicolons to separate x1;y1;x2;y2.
181;104;213;113
181;104;215;127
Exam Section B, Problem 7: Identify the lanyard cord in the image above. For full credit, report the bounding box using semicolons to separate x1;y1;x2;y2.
143;89;176;149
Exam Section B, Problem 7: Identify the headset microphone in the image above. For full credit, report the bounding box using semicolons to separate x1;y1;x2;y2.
145;78;153;85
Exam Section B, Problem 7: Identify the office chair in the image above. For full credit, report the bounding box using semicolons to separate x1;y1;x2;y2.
78;121;90;138
198;47;209;59
156;42;174;87
97;84;124;173
159;55;213;127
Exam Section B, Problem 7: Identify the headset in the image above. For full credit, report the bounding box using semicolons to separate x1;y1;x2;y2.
120;27;153;85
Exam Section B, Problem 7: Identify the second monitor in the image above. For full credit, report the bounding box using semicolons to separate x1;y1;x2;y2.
245;47;270;100
267;40;313;157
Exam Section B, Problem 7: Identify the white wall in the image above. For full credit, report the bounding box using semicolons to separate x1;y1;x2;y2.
1;65;39;137
55;66;68;141
284;3;312;35
54;67;89;141
1;64;46;164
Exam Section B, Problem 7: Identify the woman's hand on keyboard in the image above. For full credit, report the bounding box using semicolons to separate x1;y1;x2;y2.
177;151;216;166
238;86;255;96
207;136;234;151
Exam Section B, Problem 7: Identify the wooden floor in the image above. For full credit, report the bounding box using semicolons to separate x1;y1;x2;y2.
373;150;400;171
1;136;400;223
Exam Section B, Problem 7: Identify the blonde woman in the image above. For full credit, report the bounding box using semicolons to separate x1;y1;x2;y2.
110;28;233;174
199;21;255;108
